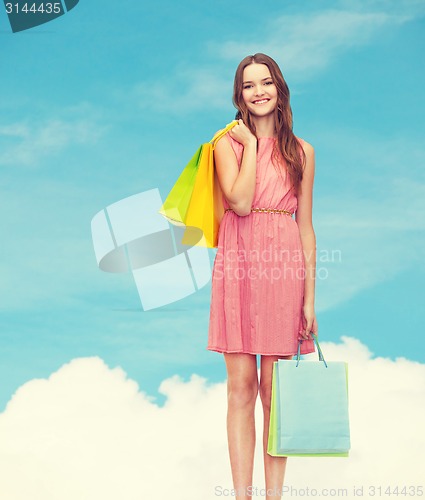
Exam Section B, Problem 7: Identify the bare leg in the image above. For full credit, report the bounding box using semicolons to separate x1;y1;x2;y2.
260;355;293;499
224;353;259;500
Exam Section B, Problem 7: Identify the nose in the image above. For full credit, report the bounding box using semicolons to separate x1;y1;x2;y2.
254;85;265;96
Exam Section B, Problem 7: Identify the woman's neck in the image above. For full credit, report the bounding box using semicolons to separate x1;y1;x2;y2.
251;115;276;138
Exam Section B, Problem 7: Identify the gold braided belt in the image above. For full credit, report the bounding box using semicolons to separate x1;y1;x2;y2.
225;207;294;216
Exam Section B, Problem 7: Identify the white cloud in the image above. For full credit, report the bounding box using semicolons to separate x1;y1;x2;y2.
133;2;423;115
134;66;231;114
0;107;107;167
0;336;423;500
213;9;410;76
211;0;425;77
0;123;28;137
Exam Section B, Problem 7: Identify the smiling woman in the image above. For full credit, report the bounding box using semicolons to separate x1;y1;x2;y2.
242;70;278;118
207;53;318;500
232;54;306;195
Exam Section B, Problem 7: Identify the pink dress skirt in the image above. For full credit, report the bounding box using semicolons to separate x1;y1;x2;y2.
207;134;315;356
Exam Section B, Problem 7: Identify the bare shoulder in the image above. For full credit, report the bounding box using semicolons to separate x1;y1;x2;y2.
296;136;314;156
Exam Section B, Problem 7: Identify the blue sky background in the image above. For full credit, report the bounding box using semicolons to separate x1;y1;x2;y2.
0;0;424;410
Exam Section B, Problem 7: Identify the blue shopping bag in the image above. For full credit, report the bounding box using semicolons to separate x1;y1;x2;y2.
267;334;351;457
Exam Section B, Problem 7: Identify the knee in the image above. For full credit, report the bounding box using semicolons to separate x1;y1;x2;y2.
227;380;258;410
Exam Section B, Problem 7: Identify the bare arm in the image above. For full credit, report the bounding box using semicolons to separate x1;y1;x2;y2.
295;140;318;338
214;120;257;216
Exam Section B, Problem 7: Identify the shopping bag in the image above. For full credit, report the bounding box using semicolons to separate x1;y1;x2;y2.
159;120;238;248
267;334;350;457
157;146;203;226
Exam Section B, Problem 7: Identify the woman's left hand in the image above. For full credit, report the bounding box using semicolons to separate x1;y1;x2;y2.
298;303;318;340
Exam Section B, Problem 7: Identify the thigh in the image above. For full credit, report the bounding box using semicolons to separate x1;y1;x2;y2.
259;354;293;398
224;353;259;390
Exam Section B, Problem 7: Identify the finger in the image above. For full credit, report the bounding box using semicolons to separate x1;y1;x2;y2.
304;323;313;339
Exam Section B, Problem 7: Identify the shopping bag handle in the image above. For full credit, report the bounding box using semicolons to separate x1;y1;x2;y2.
210;120;239;149
296;333;328;368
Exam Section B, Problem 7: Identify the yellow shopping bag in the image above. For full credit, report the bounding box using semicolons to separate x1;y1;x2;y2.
159;120;237;248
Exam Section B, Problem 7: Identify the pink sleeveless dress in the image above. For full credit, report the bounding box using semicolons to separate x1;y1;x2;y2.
207;134;315;356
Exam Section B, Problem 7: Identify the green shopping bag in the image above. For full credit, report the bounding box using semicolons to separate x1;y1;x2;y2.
267;334;351;457
158;145;203;226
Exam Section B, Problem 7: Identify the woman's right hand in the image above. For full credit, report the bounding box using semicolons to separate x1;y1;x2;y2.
228;119;257;147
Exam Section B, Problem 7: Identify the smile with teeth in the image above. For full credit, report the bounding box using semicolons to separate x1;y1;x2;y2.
252;99;270;105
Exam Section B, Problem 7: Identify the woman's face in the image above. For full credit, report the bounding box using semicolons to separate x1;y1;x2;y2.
241;63;278;118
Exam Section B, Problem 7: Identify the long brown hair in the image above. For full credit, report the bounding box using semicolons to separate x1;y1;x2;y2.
233;53;306;195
